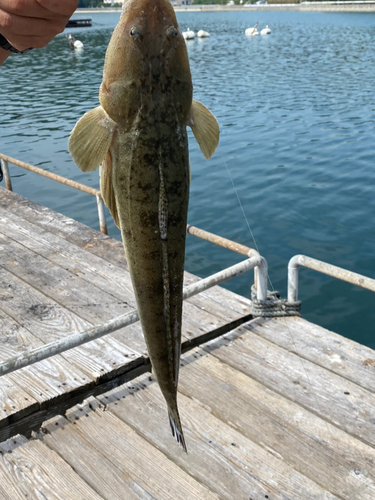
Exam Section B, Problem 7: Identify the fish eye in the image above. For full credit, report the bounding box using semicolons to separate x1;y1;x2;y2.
130;27;142;40
166;26;179;38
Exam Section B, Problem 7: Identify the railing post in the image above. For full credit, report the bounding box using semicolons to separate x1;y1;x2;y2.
288;255;301;302
0;159;13;191
255;256;268;302
253;266;258;293
96;193;108;235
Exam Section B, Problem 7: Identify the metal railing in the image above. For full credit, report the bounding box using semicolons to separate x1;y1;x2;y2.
0;256;264;378
0;153;108;234
288;254;375;302
0;152;268;376
0;152;267;291
3;154;374;377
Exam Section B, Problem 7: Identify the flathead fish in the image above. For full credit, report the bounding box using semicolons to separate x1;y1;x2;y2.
69;0;219;451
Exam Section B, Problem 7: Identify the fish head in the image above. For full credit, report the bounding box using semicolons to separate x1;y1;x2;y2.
99;0;192;130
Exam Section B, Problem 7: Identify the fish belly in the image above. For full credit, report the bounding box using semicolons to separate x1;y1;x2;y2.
113;125;190;407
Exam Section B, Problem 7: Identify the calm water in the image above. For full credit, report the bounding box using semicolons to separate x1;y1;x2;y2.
1;10;375;348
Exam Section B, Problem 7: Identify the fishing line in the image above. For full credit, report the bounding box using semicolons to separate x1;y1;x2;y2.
220;150;335;443
222;153;260;257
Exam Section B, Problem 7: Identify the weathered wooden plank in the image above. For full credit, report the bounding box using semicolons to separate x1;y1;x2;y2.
0;230;243;356
0;187;110;253
0;188;252;317
203;322;375;448
0;304;46;427
0;209;244;353
91;305;248;361
58;397;220;500
0;213;250;346
176;347;375;500
183;270;252;316
185;289;248;323
0;211;134;300
0;231;135;325
0;444;26;500
0;310;88;411
98;374;340;500
251;316;375;393
0;434;105;499
0;369;39;429
0;361;148;443
37;414;165;500
0;233;247;436
0;268;142;380
1;208;250;317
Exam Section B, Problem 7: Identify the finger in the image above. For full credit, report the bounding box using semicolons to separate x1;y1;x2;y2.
0;0;52;19
0;13;65;50
0;0;78;51
36;0;79;17
0;0;78;19
0;11;63;38
1;33;56;49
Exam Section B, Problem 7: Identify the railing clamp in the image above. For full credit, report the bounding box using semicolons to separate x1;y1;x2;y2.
250;286;301;318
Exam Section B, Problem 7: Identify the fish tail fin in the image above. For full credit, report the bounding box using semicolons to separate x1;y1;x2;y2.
168;406;187;453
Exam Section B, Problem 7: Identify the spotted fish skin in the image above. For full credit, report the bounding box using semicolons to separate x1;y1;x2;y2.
111;117;190;450
69;0;219;451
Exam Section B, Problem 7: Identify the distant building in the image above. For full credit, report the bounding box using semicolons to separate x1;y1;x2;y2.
173;0;194;5
102;0;124;4
102;0;194;4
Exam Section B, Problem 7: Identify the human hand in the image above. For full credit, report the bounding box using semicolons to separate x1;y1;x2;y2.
0;0;79;51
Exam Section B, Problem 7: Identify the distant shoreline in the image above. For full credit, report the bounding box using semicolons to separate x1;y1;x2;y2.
76;3;375;14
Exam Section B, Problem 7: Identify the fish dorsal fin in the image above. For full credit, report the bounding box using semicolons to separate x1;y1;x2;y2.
187;100;220;160
68;106;116;172
100;151;120;228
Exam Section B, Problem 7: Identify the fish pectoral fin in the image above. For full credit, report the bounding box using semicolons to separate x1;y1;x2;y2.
68;106;116;172
100;150;120;228
187;100;220;160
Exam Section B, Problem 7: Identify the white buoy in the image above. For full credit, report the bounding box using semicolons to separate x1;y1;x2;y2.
197;30;210;38
245;23;259;36
260;25;271;35
67;34;84;50
182;29;195;40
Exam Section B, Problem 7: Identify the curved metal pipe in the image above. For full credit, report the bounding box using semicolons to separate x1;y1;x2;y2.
288;254;375;302
288;254;302;302
0;257;260;378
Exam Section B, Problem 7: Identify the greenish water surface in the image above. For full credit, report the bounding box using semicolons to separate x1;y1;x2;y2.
1;10;375;348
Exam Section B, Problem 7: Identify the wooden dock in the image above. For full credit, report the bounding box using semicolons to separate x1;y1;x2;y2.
1;187;375;499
